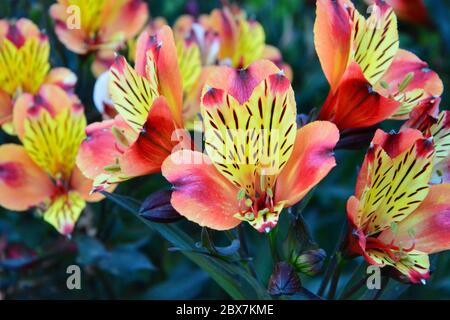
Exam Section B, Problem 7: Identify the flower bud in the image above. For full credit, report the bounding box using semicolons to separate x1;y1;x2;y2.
267;262;301;296
139;190;183;223
293;248;326;276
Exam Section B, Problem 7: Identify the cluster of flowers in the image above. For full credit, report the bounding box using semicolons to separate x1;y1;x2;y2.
0;0;448;285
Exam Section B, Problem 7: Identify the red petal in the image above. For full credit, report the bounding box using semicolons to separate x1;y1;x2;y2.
119;96;192;177
318;62;400;130
371;128;424;158
367;0;430;26
401;97;441;132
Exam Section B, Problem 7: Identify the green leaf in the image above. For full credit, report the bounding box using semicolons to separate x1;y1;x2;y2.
102;191;271;300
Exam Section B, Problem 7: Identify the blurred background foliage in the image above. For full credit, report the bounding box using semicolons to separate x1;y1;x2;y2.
0;0;449;299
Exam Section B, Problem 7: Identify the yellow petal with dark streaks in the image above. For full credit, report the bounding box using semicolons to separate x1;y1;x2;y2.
351;5;399;85
177;39;202;94
358;140;434;236
233;19;265;68
0;39;22;95
22;107;86;180
19;38;50;94
390;89;425;120
108;56;159;132
202;72;296;197
366;249;429;284
430;111;450;167
42;191;86;235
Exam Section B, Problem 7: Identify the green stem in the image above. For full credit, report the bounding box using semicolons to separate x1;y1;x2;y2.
268;229;279;264
317;253;337;297
237;225;258;279
317;219;348;297
327;253;344;300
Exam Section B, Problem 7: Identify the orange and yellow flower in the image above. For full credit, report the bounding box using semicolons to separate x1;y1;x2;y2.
344;129;450;283
50;0;149;76
0;18;76;134
0;85;104;235
76;26;192;192
162;60;339;232
314;0;442;130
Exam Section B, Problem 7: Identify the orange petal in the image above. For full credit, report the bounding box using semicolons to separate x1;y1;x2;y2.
314;0;353;93
318;62;400;130
100;0;148;41
162;150;241;230
76;116;135;180
49;2;89;54
378;184;450;254
275;121;340;207
120;96;192;177
135;26;183;126
0;144;54;211
209;7;238;62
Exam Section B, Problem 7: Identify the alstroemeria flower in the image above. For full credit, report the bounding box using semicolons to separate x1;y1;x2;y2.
0;85;105;235
344;129;450;283
162;60;339;232
314;0;442;130
0;18;76;134
366;0;430;26
77;26;192;192
50;0;148;76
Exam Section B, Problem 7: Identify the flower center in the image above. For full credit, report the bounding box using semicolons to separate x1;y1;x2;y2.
234;189;283;233
365;236;415;262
